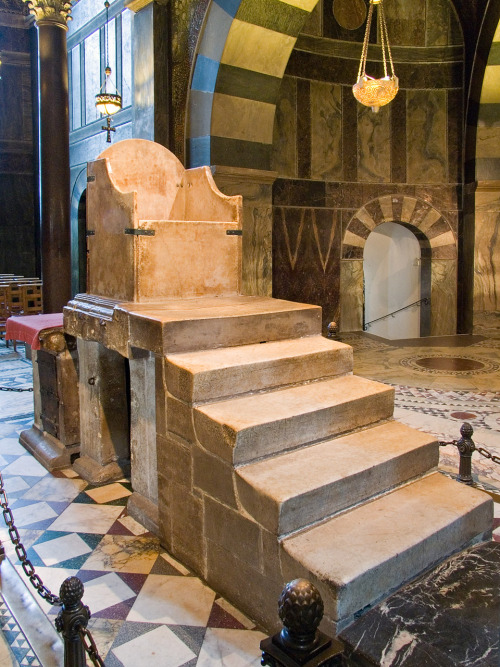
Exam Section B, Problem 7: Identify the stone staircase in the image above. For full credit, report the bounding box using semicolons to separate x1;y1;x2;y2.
160;297;493;635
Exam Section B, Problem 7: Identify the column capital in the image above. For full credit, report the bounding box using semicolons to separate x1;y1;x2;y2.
23;0;72;28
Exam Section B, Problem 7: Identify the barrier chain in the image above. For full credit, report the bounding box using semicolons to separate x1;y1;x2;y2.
0;386;33;392
439;440;500;466
0;467;105;666
0;469;61;605
439;422;500;485
79;627;106;667
476;447;500;466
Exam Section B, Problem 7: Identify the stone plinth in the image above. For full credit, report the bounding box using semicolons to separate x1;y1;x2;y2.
20;328;80;471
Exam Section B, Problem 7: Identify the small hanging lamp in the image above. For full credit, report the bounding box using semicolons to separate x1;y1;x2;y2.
95;0;121;140
352;0;398;113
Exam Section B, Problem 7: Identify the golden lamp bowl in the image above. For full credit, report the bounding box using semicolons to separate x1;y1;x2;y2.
352;75;399;112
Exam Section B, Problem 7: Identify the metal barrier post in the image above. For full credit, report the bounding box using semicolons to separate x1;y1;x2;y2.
260;578;344;666
456;423;475;485
55;577;89;667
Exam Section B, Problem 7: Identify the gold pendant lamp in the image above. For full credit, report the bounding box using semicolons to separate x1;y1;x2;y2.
352;0;398;113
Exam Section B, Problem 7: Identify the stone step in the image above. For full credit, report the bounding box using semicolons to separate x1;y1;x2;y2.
120;296;323;354
236;421;439;536
166;336;353;403
281;472;493;629
193;375;394;465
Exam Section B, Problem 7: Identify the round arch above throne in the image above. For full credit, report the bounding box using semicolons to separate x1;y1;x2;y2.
186;0;320;170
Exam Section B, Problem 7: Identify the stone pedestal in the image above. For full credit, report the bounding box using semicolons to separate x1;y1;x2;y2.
20;328;80;471
73;339;130;485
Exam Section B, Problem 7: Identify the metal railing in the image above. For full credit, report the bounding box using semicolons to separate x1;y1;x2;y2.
363;297;430;331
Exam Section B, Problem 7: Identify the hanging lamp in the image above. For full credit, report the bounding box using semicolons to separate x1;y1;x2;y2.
352;0;398;113
95;0;122;138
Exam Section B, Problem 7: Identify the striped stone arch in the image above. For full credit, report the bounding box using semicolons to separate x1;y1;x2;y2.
342;195;457;259
340;195;458;336
187;0;319;170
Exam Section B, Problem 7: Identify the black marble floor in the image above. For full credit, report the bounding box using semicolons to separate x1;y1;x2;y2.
340;541;500;666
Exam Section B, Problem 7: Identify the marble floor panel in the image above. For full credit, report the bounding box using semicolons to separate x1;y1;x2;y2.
0;334;499;665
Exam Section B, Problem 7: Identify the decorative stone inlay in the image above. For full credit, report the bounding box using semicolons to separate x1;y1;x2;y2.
23;0;72;26
333;0;366;30
400;354;499;376
450;411;478;420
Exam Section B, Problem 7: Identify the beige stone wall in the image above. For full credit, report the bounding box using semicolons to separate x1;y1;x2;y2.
474;184;500;316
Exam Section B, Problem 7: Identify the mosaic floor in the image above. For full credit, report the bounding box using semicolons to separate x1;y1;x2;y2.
0;332;499;666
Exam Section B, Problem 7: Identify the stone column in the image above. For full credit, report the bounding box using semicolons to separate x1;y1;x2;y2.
24;0;72;313
212;166;277;297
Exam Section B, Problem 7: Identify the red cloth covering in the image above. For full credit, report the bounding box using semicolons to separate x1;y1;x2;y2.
6;314;64;350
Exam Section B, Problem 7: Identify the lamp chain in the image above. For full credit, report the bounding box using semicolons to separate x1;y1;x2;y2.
104;0;110;70
378;4;387;77
357;0;374;80
380;2;396;78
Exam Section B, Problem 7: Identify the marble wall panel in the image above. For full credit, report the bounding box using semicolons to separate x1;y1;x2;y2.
297;79;311;178
425;0;451;47
273;178;326;207
447;89;463;183
214;168;275;297
357;105;391;183
476;126;500;160
383;0;426;47
272;206;341;329
431;259;457;335
301;0;322;37
340;260;363;331
474;208;500;312
310;81;342;181
272;76;297;178
391;90;406;183
407;90;447;184
342;87;357;182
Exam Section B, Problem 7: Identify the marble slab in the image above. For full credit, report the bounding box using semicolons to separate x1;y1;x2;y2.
340;541;500;666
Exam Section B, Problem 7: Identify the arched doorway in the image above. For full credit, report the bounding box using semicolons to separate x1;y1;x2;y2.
341;195;455;336
363;222;422;339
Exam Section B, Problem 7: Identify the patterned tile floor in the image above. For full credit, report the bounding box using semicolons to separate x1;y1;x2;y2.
0;340;266;666
0;332;499;666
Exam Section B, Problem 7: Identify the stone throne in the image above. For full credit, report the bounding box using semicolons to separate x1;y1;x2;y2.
86;139;243;302
66;139;492;637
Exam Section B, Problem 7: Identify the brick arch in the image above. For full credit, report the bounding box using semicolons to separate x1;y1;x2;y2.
340;195;458;336
342;195;457;260
186;0;320;170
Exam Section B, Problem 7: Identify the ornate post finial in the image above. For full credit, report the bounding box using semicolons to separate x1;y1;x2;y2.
457;422;475;485
23;0;73;27
55;576;90;666
261;579;344;666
